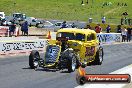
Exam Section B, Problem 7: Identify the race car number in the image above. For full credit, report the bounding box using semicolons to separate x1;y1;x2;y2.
85;46;95;56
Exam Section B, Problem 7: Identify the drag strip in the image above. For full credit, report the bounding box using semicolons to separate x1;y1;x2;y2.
0;43;132;88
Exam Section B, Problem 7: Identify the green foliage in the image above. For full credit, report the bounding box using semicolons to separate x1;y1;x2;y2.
0;0;131;24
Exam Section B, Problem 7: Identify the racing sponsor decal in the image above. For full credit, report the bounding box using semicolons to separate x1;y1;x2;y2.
97;33;121;43
114;34;121;42
1;41;47;52
85;46;95;57
76;67;131;85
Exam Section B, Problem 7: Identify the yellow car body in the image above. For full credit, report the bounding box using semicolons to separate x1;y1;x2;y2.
49;28;99;64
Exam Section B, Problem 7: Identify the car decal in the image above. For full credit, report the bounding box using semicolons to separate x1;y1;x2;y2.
85;46;95;57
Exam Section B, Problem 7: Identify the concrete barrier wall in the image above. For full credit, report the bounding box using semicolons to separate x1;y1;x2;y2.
0;37;48;55
97;33;121;44
0;26;20;37
0;26;9;37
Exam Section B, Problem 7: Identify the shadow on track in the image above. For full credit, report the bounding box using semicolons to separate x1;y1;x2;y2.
22;67;70;73
22;67;31;69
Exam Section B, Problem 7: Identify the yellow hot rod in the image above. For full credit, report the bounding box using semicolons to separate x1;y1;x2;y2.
29;28;104;72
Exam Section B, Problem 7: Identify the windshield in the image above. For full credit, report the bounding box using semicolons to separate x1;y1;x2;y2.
55;23;62;26
57;32;75;40
0;14;3;17
13;14;22;18
76;33;85;41
44;21;53;26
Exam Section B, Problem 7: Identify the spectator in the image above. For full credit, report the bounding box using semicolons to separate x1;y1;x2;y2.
121;17;124;25
117;2;120;6
95;24;102;33
81;0;84;5
21;21;25;35
0;17;2;26
0;19;6;26
10;19;15;24
127;26;132;42
23;21;29;36
122;12;128;16
117;25;122;33
108;2;112;6
128;18;131;25
71;23;76;28
86;0;88;4
102;16;106;24
124;17;127;25
86;24;91;29
9;22;16;36
121;27;127;42
61;21;67;28
1;19;7;26
102;2;107;6
106;25;111;33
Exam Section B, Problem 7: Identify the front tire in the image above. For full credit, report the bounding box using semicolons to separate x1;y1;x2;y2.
61;49;77;72
29;50;40;69
67;53;77;73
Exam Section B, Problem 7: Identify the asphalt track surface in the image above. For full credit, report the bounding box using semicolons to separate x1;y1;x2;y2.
0;43;132;88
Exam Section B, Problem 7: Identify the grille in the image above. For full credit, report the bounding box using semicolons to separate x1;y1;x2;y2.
45;45;60;64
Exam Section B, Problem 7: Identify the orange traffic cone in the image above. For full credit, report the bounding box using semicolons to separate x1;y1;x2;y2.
47;31;51;39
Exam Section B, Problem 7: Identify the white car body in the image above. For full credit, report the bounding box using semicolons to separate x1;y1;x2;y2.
12;13;26;22
26;17;39;26
37;21;54;28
